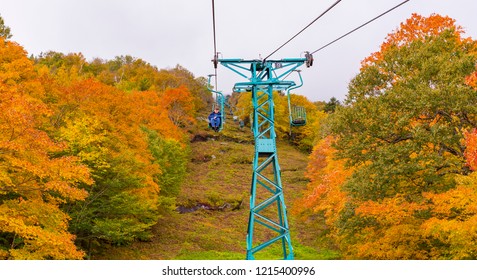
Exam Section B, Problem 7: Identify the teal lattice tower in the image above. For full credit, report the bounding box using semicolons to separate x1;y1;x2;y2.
218;58;307;260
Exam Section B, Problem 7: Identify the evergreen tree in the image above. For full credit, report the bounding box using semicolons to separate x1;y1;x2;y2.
0;15;12;39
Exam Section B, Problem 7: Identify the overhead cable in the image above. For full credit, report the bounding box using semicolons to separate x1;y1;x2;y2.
311;0;411;54
211;0;218;90
263;0;342;61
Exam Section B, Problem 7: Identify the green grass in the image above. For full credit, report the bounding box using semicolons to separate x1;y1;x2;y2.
173;241;339;260
175;250;245;260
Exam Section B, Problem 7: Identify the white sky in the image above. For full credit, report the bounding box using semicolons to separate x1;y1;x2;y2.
1;0;476;102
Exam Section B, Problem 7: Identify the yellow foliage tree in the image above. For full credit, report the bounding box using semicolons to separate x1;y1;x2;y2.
235;90;323;150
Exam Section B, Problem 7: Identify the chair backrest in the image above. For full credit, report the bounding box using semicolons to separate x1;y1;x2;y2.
290;106;306;126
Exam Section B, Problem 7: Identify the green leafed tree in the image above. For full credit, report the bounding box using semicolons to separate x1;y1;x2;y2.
143;127;189;198
324;14;477;258
0;14;12;40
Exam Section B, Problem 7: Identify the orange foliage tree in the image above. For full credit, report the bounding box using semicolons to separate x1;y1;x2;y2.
160;85;196;128
362;13;469;67
0;38;92;259
294;136;351;226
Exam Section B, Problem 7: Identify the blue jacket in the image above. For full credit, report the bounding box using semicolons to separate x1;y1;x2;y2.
208;111;222;127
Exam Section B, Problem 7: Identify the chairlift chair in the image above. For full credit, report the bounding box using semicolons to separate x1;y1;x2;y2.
290;105;307;126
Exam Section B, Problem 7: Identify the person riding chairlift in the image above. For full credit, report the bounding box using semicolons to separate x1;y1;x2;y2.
208;107;222;132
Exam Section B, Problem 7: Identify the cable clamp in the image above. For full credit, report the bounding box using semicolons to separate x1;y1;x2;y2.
212;52;219;69
304;51;314;67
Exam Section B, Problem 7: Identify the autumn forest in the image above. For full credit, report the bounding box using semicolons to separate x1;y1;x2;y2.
1;13;477;260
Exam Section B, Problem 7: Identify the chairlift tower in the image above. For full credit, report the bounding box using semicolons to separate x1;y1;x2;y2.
209;0;408;260
217;57;308;260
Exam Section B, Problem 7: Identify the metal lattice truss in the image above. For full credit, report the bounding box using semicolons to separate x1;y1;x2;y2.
218;58;305;260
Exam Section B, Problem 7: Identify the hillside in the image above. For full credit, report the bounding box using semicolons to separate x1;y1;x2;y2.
3;12;477;261
97;118;338;260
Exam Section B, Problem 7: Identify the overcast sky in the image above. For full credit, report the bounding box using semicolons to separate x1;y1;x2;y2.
1;0;476;102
